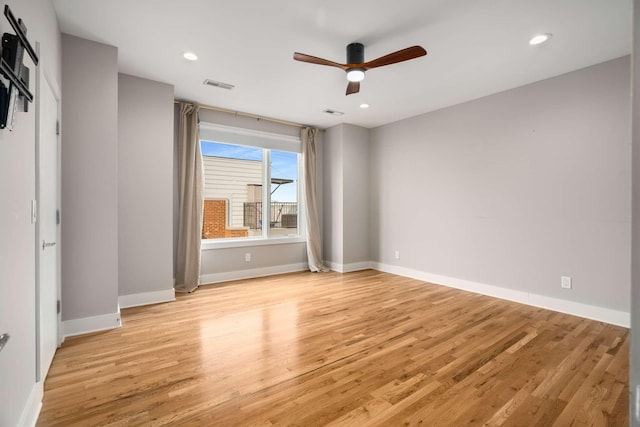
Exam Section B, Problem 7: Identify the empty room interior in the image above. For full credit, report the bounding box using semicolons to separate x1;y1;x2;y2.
1;0;639;426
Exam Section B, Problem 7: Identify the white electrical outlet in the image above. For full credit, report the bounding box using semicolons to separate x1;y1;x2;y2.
394;250;400;260
561;276;572;289
245;253;251;262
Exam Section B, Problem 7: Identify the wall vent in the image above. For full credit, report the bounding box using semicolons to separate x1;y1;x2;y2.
203;79;235;90
322;109;344;116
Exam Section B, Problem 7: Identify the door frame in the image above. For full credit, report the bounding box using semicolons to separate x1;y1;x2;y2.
34;48;62;383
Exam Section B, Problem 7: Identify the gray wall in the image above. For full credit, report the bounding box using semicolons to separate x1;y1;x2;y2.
343;124;371;265
201;243;307;276
322;124;371;268
0;1;61;426
322;125;344;265
61;35;119;321
370;56;631;312
631;1;639;424
118;74;174;297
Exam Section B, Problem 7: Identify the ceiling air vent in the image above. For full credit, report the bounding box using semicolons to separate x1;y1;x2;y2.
323;109;344;116
203;79;235;90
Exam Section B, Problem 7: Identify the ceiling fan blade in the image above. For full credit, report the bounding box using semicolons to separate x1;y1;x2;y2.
346;81;360;95
363;46;427;70
293;52;349;70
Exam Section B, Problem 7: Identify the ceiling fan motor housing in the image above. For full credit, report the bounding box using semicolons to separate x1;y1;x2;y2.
347;43;364;64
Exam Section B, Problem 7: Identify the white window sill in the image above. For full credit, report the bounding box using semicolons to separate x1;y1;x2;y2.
201;235;306;250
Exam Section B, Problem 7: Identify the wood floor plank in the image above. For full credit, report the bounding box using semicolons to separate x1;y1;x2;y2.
37;270;630;426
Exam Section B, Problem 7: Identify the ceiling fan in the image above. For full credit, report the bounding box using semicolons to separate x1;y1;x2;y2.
293;42;427;95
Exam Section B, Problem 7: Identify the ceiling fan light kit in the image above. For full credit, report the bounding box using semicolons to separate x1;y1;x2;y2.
293;42;426;95
346;69;365;82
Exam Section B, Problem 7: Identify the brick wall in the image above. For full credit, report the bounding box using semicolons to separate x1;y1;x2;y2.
202;199;249;239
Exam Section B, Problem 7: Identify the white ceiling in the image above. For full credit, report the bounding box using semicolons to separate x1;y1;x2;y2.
52;0;631;129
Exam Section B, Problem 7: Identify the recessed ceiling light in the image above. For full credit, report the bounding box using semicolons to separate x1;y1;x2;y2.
360;103;370;109
529;33;552;46
183;52;198;61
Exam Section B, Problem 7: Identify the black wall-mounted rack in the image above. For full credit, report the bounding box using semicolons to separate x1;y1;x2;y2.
0;4;38;130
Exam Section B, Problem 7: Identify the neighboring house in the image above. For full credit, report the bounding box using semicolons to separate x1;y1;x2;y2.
202;155;261;231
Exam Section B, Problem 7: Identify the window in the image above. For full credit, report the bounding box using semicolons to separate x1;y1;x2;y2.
199;122;303;243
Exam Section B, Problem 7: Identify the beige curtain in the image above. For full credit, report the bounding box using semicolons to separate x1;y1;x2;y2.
175;103;203;292
302;127;329;272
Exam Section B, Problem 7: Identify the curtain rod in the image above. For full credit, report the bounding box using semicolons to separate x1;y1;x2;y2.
174;100;307;129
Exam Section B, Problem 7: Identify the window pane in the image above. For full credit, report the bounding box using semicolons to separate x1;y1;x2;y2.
201;141;263;239
270;150;298;235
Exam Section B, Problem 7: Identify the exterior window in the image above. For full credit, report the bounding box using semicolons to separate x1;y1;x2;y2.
201;140;300;240
269;150;299;234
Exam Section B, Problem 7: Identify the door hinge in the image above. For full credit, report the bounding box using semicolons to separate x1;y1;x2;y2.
56;209;60;225
56;120;60;136
57;300;61;314
31;199;37;224
0;334;9;353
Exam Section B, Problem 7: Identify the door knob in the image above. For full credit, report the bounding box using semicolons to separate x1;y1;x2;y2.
42;240;56;250
0;333;9;352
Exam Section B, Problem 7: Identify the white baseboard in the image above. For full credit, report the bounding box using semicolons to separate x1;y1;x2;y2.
200;263;308;285
373;263;630;328
324;260;373;273
19;381;42;427
118;288;176;309
62;309;122;338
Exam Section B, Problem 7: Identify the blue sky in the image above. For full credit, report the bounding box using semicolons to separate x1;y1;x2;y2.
201;140;298;202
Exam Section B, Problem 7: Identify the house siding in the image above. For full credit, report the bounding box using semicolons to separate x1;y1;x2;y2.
202;156;262;228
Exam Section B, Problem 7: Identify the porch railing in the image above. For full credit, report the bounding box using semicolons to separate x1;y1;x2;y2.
244;202;297;229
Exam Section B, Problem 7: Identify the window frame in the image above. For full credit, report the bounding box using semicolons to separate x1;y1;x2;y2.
199;122;305;249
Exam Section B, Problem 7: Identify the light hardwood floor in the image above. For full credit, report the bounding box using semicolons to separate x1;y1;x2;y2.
38;270;629;426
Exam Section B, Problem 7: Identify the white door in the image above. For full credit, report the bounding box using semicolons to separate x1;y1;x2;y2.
36;68;60;382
